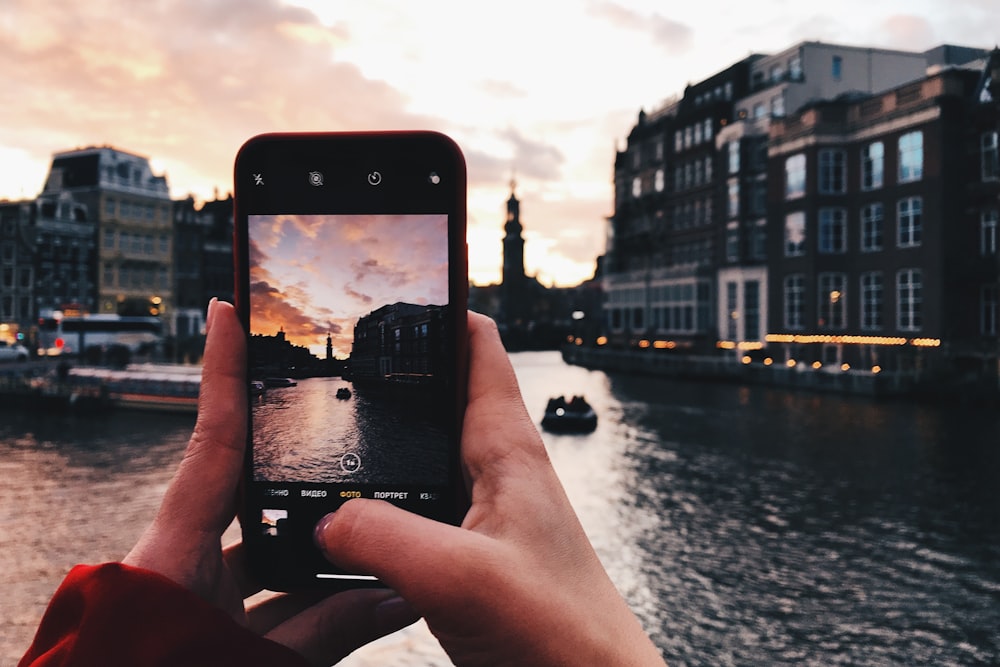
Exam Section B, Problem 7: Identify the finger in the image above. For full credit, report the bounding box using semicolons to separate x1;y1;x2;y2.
462;313;548;483
222;541;264;600
157;299;247;535
315;499;500;609
261;588;420;666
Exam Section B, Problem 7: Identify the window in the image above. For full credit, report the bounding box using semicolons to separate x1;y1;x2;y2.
861;203;884;252
750;182;767;216
897;269;922;331
898;197;922;247
728;141;740;174
726;282;738;339
104;198;116;217
771;94;785;117
982;131;999;180
727;180;740;218
983;284;999;336
818;208;847;253
832;55;843;80
704;155;713;181
983;210;998;255
703;118;713;142
784;274;805;329
789;55;802;80
654;168;665;193
898;131;923;183
631;176;641;198
753;103;766;119
103;230;116;249
674;131;683;153
785;154;806;199
861;141;884;190
861;272;883;330
684;127;692;149
818;273;847;329
655;141;664;161
818;149;846;194
744;281;760;341
726;221;739;262
694;122;703;145
784;211;806;256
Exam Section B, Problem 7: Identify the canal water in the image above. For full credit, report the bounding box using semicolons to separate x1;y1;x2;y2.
2;351;998;666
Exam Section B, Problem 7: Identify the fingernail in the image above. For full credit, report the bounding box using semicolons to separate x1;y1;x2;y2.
313;512;336;552
205;298;218;336
375;594;420;633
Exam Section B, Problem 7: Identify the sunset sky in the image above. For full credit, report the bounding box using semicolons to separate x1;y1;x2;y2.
1;1;995;286
249;213;449;357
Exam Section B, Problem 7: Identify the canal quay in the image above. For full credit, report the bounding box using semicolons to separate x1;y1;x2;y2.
2;351;998;666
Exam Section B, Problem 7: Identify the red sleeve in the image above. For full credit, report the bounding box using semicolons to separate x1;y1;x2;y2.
19;563;309;667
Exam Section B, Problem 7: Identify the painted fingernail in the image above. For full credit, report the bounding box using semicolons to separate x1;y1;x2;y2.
375;594;420;633
313;512;336;552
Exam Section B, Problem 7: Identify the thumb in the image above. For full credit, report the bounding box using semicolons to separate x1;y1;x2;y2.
157;298;247;534
315;500;496;608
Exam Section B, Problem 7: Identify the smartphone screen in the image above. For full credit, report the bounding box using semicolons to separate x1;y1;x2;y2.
234;132;468;589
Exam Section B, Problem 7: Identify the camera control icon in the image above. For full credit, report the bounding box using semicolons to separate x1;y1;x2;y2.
308;171;324;186
367;171;382;186
340;452;361;474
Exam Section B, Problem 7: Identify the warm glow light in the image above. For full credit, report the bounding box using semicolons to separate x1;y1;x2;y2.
737;341;764;350
741;355;751;364
574;337;583;346
638;339;650;349
841;363;850;371
786;359;796;368
910;338;941;347
872;365;882;373
596;336;608;346
763;357;773;366
566;335;575;343
151;296;162;305
653;340;676;349
811;361;822;369
717;340;736;350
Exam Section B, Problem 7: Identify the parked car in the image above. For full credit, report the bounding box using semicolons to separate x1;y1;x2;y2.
0;340;29;362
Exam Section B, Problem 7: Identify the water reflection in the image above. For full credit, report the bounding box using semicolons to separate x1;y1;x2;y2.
3;352;999;666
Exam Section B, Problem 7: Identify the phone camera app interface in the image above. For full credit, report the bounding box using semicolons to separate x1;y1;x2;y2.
248;213;451;488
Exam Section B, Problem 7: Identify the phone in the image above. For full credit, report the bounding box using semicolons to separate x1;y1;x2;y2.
234;131;468;590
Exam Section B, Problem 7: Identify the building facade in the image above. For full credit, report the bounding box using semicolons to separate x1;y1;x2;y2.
602;41;995;384
766;61;999;374
40;146;174;322
0;201;35;342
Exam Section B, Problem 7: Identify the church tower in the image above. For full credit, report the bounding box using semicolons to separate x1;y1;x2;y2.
502;179;526;288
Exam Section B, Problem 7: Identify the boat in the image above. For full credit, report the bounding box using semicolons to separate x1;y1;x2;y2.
336;387;352;400
541;395;597;434
264;377;297;388
68;363;201;414
250;380;266;396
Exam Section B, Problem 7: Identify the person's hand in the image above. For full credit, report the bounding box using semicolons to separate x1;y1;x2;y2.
123;299;418;665
315;313;666;666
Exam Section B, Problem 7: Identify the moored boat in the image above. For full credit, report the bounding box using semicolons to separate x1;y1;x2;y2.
336;387;352;400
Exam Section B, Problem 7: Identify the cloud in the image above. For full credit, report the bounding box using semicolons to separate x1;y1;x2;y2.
0;0;434;199
880;15;937;50
249;279;340;347
590;2;693;55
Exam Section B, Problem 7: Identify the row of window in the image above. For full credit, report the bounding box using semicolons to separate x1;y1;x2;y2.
103;230;171;255
784;198;933;256
103;198;171;223
102;264;171;290
783;270;925;332
785;131;924;199
674;118;715;154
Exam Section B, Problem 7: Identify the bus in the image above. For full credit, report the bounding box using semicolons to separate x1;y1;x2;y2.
37;314;163;362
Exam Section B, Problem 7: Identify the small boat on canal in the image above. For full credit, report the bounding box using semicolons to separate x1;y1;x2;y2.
541;395;598;434
336;387;352;400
